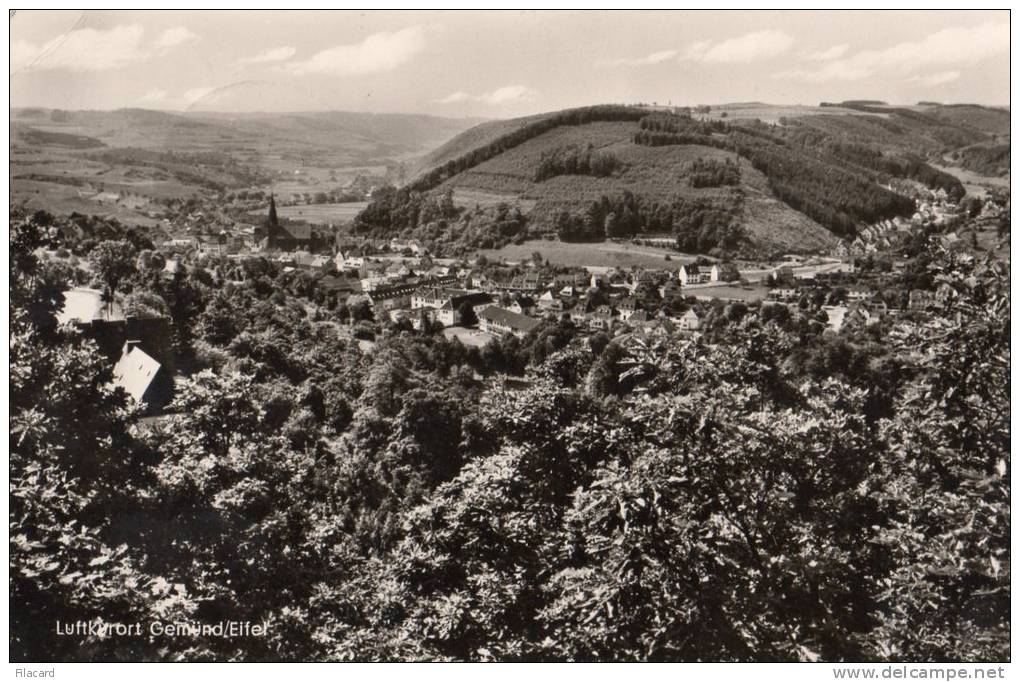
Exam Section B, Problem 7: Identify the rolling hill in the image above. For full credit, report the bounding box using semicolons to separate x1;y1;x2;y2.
362;102;1000;257
433;119;834;253
10;107;484;224
11;108;486;163
922;103;1011;138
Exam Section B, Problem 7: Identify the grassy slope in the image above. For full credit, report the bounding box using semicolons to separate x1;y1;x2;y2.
788;112;984;155
434;119;836;253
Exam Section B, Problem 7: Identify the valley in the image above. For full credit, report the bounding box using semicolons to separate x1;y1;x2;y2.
9;7;1010;666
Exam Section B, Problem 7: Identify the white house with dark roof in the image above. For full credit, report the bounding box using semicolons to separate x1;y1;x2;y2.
678;264;709;286
478;307;541;337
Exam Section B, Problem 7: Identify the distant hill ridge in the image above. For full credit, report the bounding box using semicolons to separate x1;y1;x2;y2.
360;101;1001;255
10;107;487;160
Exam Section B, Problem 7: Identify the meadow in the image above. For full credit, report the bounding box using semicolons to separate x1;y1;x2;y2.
251;202;369;225
477;238;694;270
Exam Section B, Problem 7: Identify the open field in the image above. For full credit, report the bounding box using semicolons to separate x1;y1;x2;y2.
697;102;887;124
11;177;164;226
477;238;699;270
443;326;496;347
690;283;769;302
249;202;368;225
930;163;1010;198
452;188;535;212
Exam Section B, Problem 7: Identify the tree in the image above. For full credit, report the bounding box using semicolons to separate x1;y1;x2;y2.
457;300;478;327
160;267;206;361
603;211;620;240
136;249;167;273
87;240;137;314
10;226;159;662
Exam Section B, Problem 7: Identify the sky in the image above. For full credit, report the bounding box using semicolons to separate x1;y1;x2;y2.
9;10;1011;118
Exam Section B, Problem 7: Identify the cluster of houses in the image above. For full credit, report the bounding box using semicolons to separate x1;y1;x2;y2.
836;187;971;259
838;216;914;257
366;262;720;336
763;258;959;333
910;188;961;227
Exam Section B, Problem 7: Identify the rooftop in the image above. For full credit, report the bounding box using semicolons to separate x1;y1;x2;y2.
479;306;541;333
56;288;125;325
112;345;161;403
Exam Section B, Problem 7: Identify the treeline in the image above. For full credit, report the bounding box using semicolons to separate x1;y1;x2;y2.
354;186;460;235
820;103;987;149
354;186;528;253
777;124;966;199
554;191;743;252
686;157;741;188
405;105;646;194
533;144;621;182
632;115;917;237
948;143;1010;177
632;112;733;148
730;129;916;237
638;113;728;136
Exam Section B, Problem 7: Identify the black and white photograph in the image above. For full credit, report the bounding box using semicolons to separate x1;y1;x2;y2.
7;8;1012;672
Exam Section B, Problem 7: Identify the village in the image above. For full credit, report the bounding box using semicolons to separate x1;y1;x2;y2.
43;179;1007;420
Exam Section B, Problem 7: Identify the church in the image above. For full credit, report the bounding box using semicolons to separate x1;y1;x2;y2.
260;194;328;252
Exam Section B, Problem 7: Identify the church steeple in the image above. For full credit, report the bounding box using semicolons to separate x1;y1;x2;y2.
267;193;279;249
268;192;279;228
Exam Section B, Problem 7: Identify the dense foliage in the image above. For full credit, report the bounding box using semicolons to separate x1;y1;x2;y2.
686;157;741;188
634;116;922;237
946;143;1010;177
10;210;1010;661
554;191;743;253
533;144;621;182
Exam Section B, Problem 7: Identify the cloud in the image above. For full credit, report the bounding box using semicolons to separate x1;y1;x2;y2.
235;46;297;66
483;85;537;104
803;44;849;62
11;40;44;72
138;88;168;103
155;26;198;50
909;70;961;87
601;49;680;67
776;21;1007;83
437;85;537;106
285;26;426;75
12;24;147;73
438;91;473;104
183;86;215;105
11;23;198;74
684;30;793;63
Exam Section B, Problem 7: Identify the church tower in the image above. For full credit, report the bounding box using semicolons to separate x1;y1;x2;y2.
266;193;280;250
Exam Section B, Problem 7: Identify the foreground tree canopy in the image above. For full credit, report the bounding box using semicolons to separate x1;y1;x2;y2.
10;216;1009;661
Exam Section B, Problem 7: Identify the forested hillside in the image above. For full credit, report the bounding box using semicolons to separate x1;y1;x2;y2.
356;102;991;256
